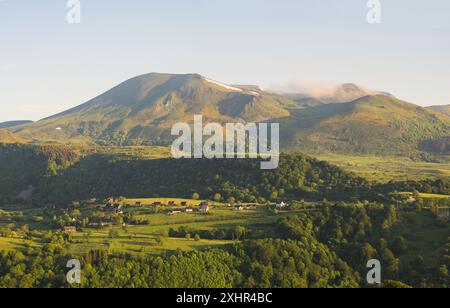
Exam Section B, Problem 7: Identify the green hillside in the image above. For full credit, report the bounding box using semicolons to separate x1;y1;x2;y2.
0;144;369;204
0;144;80;200
12;73;294;146
0;130;25;144
275;95;450;156
7;74;450;158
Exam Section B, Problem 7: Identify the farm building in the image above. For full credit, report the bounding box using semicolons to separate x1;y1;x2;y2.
199;202;210;213
276;202;289;210
63;226;77;234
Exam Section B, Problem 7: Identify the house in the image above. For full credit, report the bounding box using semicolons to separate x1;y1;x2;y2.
169;211;182;215
276;202;289;210
107;203;123;215
405;197;417;205
135;202;142;206
63;226;77;234
235;205;244;211
185;207;194;213
245;205;257;211
199;202;210;213
168;201;176;207
181;202;188;207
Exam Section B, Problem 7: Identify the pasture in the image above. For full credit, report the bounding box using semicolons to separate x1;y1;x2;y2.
316;153;450;182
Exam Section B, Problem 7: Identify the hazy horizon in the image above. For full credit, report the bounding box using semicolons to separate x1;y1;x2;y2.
1;0;449;122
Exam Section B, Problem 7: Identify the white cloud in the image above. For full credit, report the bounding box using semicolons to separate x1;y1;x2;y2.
267;79;343;97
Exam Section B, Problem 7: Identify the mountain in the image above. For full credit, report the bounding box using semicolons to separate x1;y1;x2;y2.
0;120;33;129
427;105;450;117
9;73;450;157
12;73;296;146
272;95;450;156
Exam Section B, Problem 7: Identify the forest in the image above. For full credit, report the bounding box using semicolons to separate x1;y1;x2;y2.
0;203;448;288
0;144;448;288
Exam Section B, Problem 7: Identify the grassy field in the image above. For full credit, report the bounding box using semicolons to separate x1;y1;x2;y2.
0;238;32;251
0;203;299;256
64;204;307;255
62;206;300;256
315;153;450;182
68;230;236;256
395;192;450;199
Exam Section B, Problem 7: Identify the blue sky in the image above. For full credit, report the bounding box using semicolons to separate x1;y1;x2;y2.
1;0;449;122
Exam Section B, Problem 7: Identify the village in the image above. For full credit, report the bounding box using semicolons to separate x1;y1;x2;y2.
58;191;450;236
60;197;292;235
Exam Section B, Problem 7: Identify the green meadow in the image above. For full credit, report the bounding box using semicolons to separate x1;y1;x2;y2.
0;202;302;256
316;153;450;182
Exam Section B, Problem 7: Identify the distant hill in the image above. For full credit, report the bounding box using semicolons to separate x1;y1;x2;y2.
9;73;450;157
0;144;80;200
0;144;367;203
427;105;450;117
273;95;450;156
0;120;33;129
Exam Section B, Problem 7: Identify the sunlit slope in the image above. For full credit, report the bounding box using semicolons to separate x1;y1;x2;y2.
275;95;450;156
13;73;294;146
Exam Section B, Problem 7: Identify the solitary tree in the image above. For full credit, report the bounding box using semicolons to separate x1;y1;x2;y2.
214;193;222;202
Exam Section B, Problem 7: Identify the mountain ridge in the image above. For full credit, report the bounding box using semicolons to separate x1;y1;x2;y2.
8;73;450;157
0;120;33;129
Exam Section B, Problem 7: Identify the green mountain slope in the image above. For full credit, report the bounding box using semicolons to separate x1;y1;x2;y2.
274;95;450;156
0;144;367;203
0;144;80;200
0;129;24;144
13;73;294;146
8;73;450;157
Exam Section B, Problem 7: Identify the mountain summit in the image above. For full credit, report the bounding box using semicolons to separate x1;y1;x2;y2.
13;73;294;145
